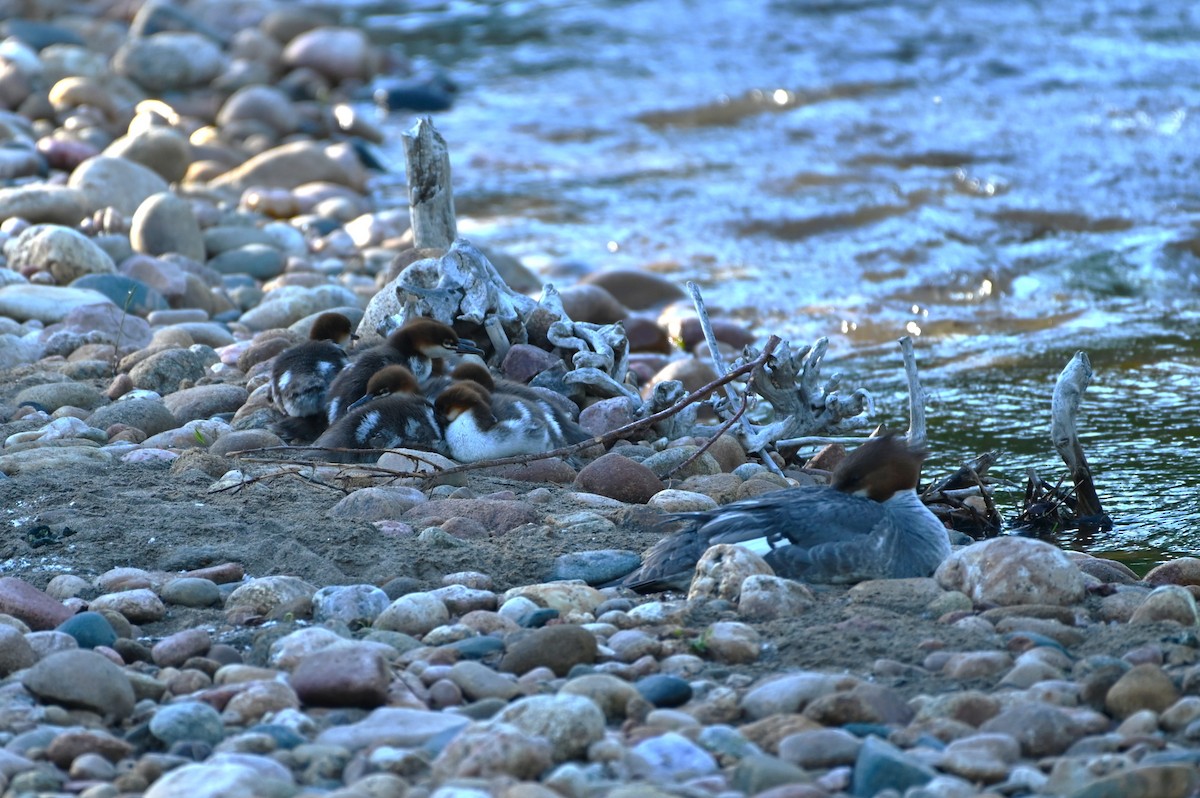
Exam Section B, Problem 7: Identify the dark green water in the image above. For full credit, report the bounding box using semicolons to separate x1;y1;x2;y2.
334;0;1200;568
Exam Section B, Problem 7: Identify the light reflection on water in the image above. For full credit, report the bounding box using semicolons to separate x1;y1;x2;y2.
334;0;1200;566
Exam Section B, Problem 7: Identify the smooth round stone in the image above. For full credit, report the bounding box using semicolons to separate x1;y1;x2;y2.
217;85;300;136
574;453;664;504
237;284;359;330
129;348;210;394
203;226;279;256
326;486;427;522
105;127;191;183
207;429;284;457
15;381;106;412
647;488;719;512
549;549;643;584
173;322;236;349
22;649;136;719
87;398;177;437
0;283;114;324
162;384;249;424
0;185;90;225
161;577;221;608
112;32;227;92
71;273;168;316
936;537;1087;607
224;576;316;625
643;448;721;480
290;645;390;708
0;626;37;676
0;576;74;631
55;611;117;649
90;588;165;624
852;735;937;797
628;731;718;781
7;224;116;284
492;693;606;763
312;584;391;627
500;624;598;677
68;155;169;217
208;244;285;280
374;592;449;637
148;309;208;325
445;635;505;660
150;700;225;746
282;27;372;81
130;192;205;261
636;674;693;708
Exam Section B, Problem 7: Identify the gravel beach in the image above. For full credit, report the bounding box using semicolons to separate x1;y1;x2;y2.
4;4;1200;798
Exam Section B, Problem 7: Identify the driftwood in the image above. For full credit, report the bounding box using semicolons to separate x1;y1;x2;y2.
1050;351;1110;526
402;117;456;250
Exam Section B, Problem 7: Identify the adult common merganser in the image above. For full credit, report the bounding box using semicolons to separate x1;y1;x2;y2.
434;379;573;462
314;365;442;457
269;312;354;441
618;433;952;592
325;318;483;424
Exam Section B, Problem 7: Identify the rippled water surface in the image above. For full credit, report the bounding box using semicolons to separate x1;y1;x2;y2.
332;0;1200;567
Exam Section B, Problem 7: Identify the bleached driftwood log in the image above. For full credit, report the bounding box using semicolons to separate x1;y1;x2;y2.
899;335;927;449
1051;351;1107;521
402;117;456;250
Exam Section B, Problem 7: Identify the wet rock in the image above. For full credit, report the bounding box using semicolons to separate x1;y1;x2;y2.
1144;557;1200;587
500;624;598;676
575;452;665;504
935;537;1087;606
290;645;390;708
22;649;136;720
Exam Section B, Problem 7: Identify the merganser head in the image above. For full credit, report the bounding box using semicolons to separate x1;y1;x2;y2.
347;365;421;412
434;381;494;425
831;433;926;502
387;319;485;359
310;312;356;347
449;361;496;392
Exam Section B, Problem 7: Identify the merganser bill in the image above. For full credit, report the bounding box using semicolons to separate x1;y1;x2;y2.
314;365;442;456
618;434;952;592
325;318;483;424
434;379;571;462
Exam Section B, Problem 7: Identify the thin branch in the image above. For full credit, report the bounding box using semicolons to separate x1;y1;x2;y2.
663;388;750;480
1050;351;1106;521
775;435;875;449
687;281;783;475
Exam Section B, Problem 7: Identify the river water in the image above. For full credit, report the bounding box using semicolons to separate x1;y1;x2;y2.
332;0;1200;569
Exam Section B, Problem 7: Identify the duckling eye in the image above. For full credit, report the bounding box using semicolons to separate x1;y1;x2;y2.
443;338;455;349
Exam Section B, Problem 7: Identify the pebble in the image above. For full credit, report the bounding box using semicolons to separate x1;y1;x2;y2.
56;610;117;649
500;624;598;676
312;583;391;627
22;649;136;720
574;452;664;503
0;576;73;630
935;537;1087;606
149;701;226;747
289;645;390;708
549;549;643;584
493;693;606;762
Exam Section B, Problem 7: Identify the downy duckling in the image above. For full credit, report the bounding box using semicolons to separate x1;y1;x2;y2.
314;365;442;458
434;379;570;462
325;318;483;424
270;312;354;441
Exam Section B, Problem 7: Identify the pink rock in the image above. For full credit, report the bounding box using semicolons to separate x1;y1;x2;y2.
283;27;373;81
500;344;559;383
290;645;390;708
152;628;213;667
0;577;73;630
935;537;1086;607
574;452;664;504
578;397;637;437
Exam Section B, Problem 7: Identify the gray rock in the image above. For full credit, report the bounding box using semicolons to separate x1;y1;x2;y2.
980;702;1081;756
149;701;225;746
0;284;114;323
779;728;863;769
6;224;115;284
129;348;210;394
163;384;249;423
55;611;117;649
448;660;521;702
431;720;554;781
374;592;449;637
312;584;391;627
224;576;316;625
112;32;227;92
851;735;936;798
628;731;718;780
549;549;642;584
130;192;205;261
87;398;178;436
326;486;427;522
143;761;294;798
315;707;469;750
0;625;37;676
0;185;91;225
71;273;168;316
207;429;284;457
492;693;606;762
22;649;136;720
500;624;598;677
160;577;222;608
208;244;286;280
15;381;107;412
105;128;192;183
67;155;169;217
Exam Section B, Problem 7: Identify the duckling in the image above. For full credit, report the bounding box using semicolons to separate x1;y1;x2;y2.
434;380;569;462
269;312;355;441
429;361;592;446
314;365;442;458
325;318;483;424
